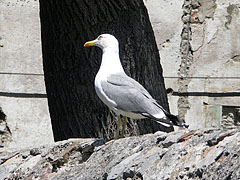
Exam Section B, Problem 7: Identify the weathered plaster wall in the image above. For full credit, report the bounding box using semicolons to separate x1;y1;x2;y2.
0;0;54;149
144;0;183;116
144;0;240;129
186;0;240;129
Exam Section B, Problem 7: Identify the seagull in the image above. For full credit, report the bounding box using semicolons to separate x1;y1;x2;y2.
84;34;188;139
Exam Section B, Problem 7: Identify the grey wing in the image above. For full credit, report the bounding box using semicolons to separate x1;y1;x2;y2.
106;73;153;99
102;74;185;127
101;74;162;116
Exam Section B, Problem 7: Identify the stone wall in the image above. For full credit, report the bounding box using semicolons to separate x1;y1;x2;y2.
1;128;239;179
144;0;240;129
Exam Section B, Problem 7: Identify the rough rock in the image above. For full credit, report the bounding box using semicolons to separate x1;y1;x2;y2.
0;128;239;180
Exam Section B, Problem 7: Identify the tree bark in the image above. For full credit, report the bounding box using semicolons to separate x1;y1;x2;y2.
39;0;173;141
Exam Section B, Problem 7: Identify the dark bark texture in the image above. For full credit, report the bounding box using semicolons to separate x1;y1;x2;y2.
39;0;172;141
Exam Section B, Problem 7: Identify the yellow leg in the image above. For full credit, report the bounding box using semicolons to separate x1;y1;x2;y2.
115;115;122;139
122;116;128;137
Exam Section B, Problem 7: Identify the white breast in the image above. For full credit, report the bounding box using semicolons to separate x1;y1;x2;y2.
94;73;117;111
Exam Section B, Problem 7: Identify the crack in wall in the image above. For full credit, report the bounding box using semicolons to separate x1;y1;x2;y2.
192;24;205;53
194;25;206;61
177;0;217;122
177;0;193;121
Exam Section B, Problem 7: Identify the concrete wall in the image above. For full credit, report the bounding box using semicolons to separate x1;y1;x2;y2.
144;0;240;129
144;0;183;116
0;0;54;150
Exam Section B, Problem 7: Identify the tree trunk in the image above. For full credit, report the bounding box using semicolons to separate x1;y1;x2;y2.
39;0;173;141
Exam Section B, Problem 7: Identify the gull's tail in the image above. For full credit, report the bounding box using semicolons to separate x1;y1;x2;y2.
165;113;189;128
151;101;188;128
146;112;188;128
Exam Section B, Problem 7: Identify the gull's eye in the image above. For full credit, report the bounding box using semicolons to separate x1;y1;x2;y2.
98;35;103;40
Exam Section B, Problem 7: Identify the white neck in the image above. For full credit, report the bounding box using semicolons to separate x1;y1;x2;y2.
97;46;125;76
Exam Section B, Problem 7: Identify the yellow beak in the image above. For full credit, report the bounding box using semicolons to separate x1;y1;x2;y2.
84;40;96;47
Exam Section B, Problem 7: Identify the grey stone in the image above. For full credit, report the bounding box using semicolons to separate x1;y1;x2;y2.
16;154;41;172
0;128;239;179
21;152;29;159
0;164;17;180
161;131;185;148
154;131;167;144
205;129;222;146
30;148;41;156
91;139;106;147
122;170;135;179
205;129;237;146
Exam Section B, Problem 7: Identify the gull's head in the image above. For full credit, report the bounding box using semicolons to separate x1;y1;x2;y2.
84;34;119;50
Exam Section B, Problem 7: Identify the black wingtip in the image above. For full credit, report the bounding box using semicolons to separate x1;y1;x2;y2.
165;113;189;128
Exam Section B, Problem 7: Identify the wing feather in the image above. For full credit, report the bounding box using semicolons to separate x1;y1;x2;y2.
101;74;164;117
